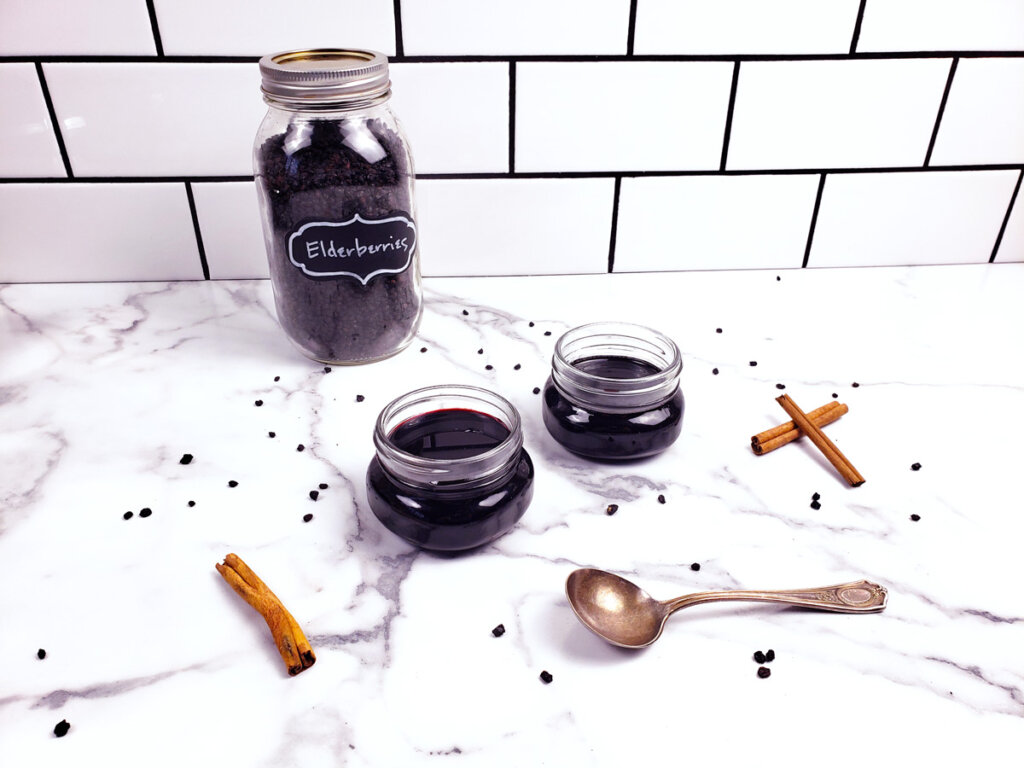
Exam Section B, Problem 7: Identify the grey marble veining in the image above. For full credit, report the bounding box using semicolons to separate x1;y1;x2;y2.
1;265;1023;767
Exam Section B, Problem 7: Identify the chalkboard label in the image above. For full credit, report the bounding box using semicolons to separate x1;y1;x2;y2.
287;214;416;284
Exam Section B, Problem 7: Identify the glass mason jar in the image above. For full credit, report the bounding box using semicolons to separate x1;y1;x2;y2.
254;49;422;365
542;322;684;460
366;385;535;552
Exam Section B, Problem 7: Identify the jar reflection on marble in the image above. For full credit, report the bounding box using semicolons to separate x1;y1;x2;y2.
366;385;534;551
542;322;684;461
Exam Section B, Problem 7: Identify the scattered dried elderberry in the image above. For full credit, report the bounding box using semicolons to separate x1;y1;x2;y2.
911;462;922;471
324;367;332;374
356;395;365;402
543;331;552;336
179;453;193;465
37;648;46;659
812;492;820;501
712;367;719;375
485;364;494;371
477;348;484;355
268;431;276;438
910;514;921;522
303;513;314;523
139;507;152;518
514;363;521;370
462;309;469;316
765;649;775;662
690;563;701;572
810;500;821;510
296;444;305;452
187;501;196;507
715;328;723;334
228;480;238;488
539;670;553;684
529;321;535;327
757;666;771;679
123;511;133;520
420;347;427;353
309;490;319;501
491;624;506;638
775;383;786;390
54;719;70;737
852;382;860;388
606;503;619;515
255;400;264;407
532;387;541;395
274;376;280;382
754;650;766;664
749;361;758;367
657;494;666;504
319;483;328;490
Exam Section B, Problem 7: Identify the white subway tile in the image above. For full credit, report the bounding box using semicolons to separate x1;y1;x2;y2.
858;0;1024;52
994;179;1024;263
634;0;862;55
930;58;1024;166
0;183;202;283
401;0;630;55
726;59;951;170
0;0;156;56
153;0;396;56
43;63;264;177
191;182;269;279
415;178;614;276
516;62;733;173
0;64;65;178
389;63;509;174
809;170;1019;267
615;175;819;272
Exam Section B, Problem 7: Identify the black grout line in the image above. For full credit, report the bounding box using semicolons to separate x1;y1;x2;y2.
3;164;1024;186
719;61;741;172
393;0;404;58
34;63;73;178
989;169;1023;263
850;0;868;55
184;182;210;279
608;177;622;273
626;0;638;56
802;174;828;268
3;51;1024;65
145;0;164;57
924;57;959;167
508;61;516;173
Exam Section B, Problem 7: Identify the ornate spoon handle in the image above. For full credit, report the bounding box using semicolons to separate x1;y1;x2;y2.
662;580;887;615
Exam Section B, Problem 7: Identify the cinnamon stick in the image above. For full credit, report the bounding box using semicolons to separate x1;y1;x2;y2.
752;401;848;455
776;394;865;487
216;553;316;676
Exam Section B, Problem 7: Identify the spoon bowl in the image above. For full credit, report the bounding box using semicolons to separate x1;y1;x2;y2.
565;568;887;648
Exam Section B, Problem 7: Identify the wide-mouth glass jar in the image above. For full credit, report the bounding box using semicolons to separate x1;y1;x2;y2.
254;49;422;365
542;322;684;460
366;385;534;551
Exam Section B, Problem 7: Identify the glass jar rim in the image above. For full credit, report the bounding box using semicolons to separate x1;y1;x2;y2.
373;384;524;489
551;321;682;411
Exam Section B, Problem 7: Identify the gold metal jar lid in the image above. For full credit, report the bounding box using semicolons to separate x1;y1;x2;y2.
258;49;391;108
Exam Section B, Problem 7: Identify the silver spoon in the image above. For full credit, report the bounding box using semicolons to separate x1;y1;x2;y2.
565;568;887;648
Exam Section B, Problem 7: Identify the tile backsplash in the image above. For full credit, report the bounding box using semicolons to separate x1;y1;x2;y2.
1;0;1022;283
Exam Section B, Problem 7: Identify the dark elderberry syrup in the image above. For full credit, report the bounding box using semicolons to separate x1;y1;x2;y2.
543;323;683;461
367;387;534;551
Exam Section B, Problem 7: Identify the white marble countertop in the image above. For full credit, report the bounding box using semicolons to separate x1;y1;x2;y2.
2;265;1023;767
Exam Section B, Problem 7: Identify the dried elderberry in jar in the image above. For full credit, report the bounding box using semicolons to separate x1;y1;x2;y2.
366;385;534;552
254;49;422;364
542;322;684;461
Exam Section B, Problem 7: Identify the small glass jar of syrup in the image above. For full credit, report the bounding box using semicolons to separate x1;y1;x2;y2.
366;385;534;551
542;322;683;461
